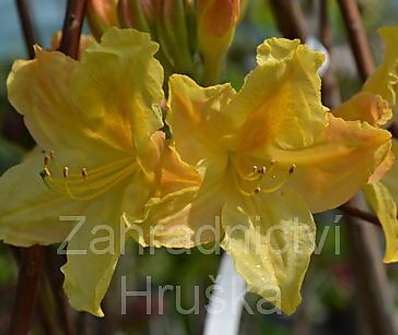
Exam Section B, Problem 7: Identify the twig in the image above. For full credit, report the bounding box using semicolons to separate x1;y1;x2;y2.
9;2;45;335
345;198;398;335
59;0;88;59
268;0;307;41
339;204;380;226
319;0;341;108
45;250;74;335
337;0;374;80
9;246;45;335
15;0;38;59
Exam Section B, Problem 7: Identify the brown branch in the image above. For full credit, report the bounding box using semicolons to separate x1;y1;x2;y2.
9;246;45;335
337;0;375;80
59;0;88;59
268;0;307;41
8;2;45;335
319;0;341;109
15;0;38;59
339;204;380;226
45;250;75;335
345;198;398;335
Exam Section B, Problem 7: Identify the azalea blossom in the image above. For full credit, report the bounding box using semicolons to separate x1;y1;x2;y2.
126;38;392;314
0;28;199;317
334;26;398;263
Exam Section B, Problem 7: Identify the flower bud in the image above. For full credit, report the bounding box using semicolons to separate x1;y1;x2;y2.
158;0;194;74
87;0;119;40
197;0;240;84
117;0;153;32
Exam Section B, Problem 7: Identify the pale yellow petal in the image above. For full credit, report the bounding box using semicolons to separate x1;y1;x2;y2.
268;114;392;213
79;28;164;161
221;189;315;315
0;150;85;246
7;28;163;167
363;26;398;107
382;139;398;204
225;38;327;152
167;74;236;165
363;182;398;263
125;157;227;248
62;191;122;317
333;92;392;127
156;143;202;195
123;186;221;248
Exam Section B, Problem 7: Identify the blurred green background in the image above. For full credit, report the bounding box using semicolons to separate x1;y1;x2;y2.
1;0;398;334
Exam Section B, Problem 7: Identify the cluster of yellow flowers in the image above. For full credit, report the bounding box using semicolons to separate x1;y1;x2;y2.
0;0;397;319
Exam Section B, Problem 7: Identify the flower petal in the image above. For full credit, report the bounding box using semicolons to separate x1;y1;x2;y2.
225;38;327;152
0;150;84;246
382;139;398;205
167;74;236;165
221;189;315;315
268;114;392;213
333;92;392;127
123;186;222;248
7;28;163;166
363;182;398;263
125;157;227;248
61;191;122;317
363;26;398;107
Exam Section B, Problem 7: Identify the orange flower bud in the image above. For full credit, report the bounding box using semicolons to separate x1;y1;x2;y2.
197;0;240;84
87;0;119;40
197;0;240;38
117;0;153;32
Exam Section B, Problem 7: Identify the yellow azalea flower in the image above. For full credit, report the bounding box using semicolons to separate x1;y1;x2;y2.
334;26;398;263
126;38;392;314
1;28;199;317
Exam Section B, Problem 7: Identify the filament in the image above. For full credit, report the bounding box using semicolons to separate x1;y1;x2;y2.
40;155;138;201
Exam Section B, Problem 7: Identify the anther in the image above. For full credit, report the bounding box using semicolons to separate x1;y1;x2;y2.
258;166;266;174
252;166;258;173
63;167;69;178
40;167;51;178
49;150;55;160
254;187;262;194
44;155;50;166
81;168;88;178
289;164;296;175
270;159;276;165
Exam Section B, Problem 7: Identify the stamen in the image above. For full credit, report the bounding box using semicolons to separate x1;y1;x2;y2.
232;158;297;197
40;167;51;178
63;167;69;178
257;166;266;174
40;158;138;201
44;155;50;167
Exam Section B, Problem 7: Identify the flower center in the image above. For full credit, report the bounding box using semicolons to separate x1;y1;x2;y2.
39;151;138;201
232;158;296;196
